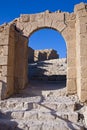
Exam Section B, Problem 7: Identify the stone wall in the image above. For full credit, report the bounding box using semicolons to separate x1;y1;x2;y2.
34;49;59;62
75;2;87;102
28;47;34;63
0;2;87;102
14;28;28;92
0;24;15;99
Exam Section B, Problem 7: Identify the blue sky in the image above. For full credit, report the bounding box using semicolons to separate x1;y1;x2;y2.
0;0;87;58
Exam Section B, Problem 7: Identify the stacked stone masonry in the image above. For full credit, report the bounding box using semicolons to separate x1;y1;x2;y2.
28;48;59;63
0;2;87;102
34;49;59;62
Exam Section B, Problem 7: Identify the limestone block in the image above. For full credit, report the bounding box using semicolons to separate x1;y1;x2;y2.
62;27;76;43
0;65;2;72
8;45;15;66
23;22;32;35
78;16;87;24
65;13;76;22
11;111;24;119
50;12;64;22
0;77;7;99
30;14;36;22
2;66;14;77
8;66;14;77
67;57;76;67
44;14;52;27
76;9;87;18
20;14;30;22
79;89;87;102
1;66;7;76
2;77;14;99
67;21;76;29
29;125;41;130
3;46;8;56
67;78;77;94
80;67;87;78
0;36;9;46
35;13;44;22
0;46;3;56
53;22;66;32
30;22;38;33
0;76;7;82
77;23;87;34
68;112;78;123
38;112;55;121
67;67;76;78
56;12;64;21
41;124;54;130
0;56;8;65
0;26;4;32
74;2;85;13
80;78;87;91
24;111;38;120
83;107;87;126
16;21;24;31
80;56;87;67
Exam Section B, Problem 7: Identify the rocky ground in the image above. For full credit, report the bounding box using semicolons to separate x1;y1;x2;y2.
0;58;87;130
28;58;67;81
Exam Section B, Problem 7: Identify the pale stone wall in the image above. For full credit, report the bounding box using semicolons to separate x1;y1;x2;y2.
15;11;76;95
0;2;87;102
0;24;15;99
14;28;28;92
34;49;59;62
75;2;87;102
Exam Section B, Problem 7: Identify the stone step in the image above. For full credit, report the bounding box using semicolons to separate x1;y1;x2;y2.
0;109;78;123
0;99;76;112
0;118;84;130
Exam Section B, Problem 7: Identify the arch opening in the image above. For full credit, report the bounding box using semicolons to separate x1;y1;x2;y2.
27;28;67;92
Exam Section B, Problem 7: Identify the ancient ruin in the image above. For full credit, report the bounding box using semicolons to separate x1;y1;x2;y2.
28;47;59;63
0;2;87;103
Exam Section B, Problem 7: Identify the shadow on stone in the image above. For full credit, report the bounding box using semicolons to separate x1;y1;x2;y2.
0;111;22;130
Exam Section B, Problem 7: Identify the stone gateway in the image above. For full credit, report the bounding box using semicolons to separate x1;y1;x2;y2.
0;2;87;102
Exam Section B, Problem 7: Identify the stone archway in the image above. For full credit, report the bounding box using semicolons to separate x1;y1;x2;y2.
0;2;87;102
14;11;76;94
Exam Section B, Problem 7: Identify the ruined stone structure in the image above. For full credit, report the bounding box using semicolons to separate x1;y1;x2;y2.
28;48;59;63
28;47;34;63
34;49;59;62
0;2;87;102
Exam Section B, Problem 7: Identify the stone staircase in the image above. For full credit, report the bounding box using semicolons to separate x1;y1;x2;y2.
0;81;86;130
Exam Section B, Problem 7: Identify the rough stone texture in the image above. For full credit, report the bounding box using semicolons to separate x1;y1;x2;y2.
34;49;59;62
28;47;34;63
75;2;87;102
0;2;87;105
0;83;86;130
29;58;66;81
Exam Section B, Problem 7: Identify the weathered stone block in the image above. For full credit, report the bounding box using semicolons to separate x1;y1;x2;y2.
74;2;85;13
79;89;87;102
11;111;24;119
67;78;77;94
20;14;30;22
67;57;76;67
67;67;76;78
65;13;76;22
3;46;8;56
1;66;7;76
0;56;8;65
54;22;66;32
30;14;36;22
